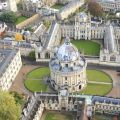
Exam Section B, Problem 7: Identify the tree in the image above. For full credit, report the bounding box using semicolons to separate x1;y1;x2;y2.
88;1;103;17
28;51;36;61
0;91;21;120
0;11;17;24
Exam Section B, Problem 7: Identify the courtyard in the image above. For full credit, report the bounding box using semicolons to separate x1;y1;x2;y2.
42;111;75;120
71;40;100;56
24;67;112;96
93;113;119;120
51;4;64;9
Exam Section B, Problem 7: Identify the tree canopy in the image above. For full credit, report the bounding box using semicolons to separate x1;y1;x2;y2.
88;1;103;17
0;91;21;120
0;11;17;24
28;51;36;61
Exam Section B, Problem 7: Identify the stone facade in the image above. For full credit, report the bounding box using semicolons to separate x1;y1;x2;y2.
0;49;22;91
92;96;120;115
96;0;120;13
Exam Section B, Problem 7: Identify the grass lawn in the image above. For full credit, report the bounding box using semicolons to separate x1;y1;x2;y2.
15;16;28;25
24;79;49;92
51;4;64;9
27;67;50;78
71;40;100;56
80;83;112;96
24;67;50;92
45;112;73;120
87;70;112;83
94;114;114;120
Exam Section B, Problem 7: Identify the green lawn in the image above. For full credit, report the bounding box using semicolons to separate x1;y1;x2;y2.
24;68;112;95
71;40;100;56
94;114;114;120
87;70;112;83
15;16;28;25
27;67;50;78
45;112;73;120
51;4;64;9
24;79;49;92
80;83;112;96
24;67;50;92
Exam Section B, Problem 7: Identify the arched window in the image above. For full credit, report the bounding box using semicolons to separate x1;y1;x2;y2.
45;52;50;59
38;53;40;58
79;85;81;89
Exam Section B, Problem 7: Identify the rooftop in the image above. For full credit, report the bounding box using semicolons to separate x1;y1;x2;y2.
0;49;18;77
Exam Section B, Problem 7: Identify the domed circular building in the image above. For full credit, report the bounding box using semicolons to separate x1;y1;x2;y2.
49;37;87;93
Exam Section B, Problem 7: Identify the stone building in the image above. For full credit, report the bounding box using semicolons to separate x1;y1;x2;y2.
21;90;86;120
56;0;84;20
96;0;120;13
22;0;58;12
100;25;120;63
0;0;17;12
21;93;120;120
35;21;61;62
61;12;106;40
92;96;120;115
49;37;87;92
0;49;22;91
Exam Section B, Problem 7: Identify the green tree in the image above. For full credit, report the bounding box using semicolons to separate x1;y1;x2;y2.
10;91;25;105
88;1;103;17
0;11;17;24
0;91;21;120
28;51;36;61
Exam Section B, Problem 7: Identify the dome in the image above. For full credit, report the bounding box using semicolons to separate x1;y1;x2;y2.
56;37;79;61
79;12;87;22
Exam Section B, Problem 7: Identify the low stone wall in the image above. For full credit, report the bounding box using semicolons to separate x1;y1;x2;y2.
16;14;40;29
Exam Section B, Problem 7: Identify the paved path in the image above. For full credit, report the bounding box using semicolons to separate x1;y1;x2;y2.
88;81;112;85
102;70;120;98
10;64;38;96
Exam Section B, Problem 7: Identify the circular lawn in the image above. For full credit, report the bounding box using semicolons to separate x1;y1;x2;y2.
24;68;112;95
71;40;100;56
24;67;50;92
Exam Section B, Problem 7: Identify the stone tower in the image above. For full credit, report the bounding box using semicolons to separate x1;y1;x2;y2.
58;90;69;110
7;0;17;12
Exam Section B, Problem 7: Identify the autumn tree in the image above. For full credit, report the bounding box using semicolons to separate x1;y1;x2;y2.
88;1;103;17
0;91;21;120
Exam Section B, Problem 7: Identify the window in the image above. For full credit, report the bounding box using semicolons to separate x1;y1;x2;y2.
38;53;40;58
65;64;68;67
79;85;81;89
